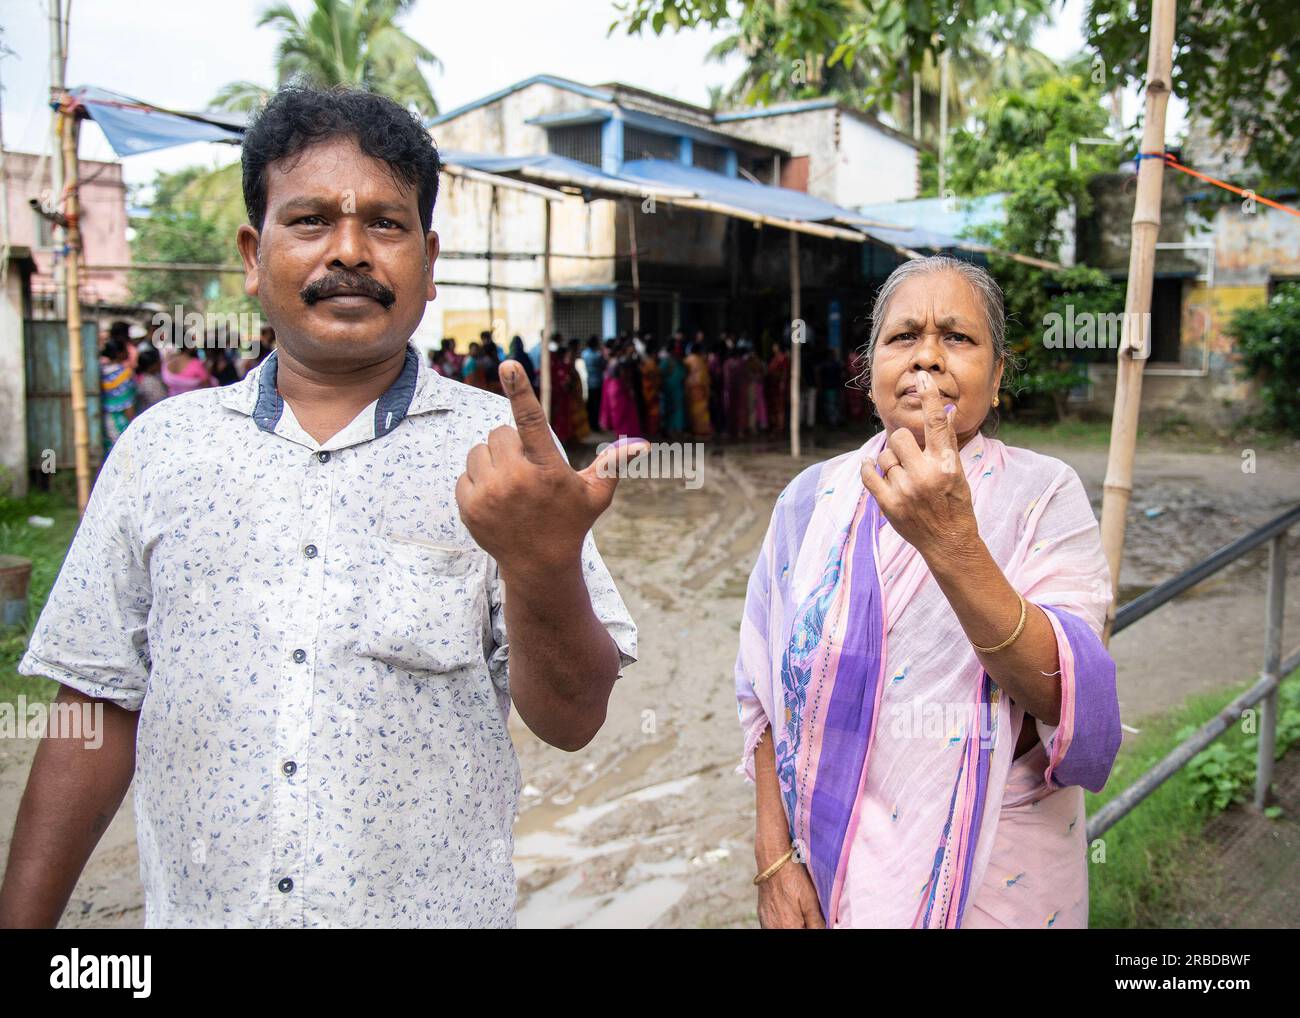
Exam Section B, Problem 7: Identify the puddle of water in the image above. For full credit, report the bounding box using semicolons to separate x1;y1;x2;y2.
514;735;677;841
516;859;692;929
514;771;699;877
513;744;703;927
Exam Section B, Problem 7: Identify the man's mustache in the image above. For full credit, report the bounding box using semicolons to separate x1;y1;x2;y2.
300;271;396;309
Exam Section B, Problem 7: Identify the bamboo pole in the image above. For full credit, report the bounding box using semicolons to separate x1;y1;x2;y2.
938;49;949;200
61;104;90;513
1099;0;1177;645
667;196;865;241
485;185;496;339
789;230;801;459
540;198;552;421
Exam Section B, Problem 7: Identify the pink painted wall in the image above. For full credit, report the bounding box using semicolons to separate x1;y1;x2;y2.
3;149;131;305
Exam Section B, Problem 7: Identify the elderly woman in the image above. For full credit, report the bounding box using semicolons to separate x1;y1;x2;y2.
736;256;1121;929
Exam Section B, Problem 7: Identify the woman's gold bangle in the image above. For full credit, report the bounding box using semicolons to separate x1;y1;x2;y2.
754;844;796;885
972;592;1028;654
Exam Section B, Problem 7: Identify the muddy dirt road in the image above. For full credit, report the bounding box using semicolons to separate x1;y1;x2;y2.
513;434;1300;929
2;433;1297;928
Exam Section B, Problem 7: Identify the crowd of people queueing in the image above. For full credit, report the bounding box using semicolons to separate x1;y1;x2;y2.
99;317;869;454
428;328;874;445
97;320;277;449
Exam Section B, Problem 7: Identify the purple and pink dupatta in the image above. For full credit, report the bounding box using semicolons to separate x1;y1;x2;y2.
736;432;1121;928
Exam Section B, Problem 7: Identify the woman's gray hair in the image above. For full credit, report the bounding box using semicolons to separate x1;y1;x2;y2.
862;255;1009;370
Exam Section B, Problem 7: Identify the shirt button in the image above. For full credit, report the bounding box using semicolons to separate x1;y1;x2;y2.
303;544;318;559
317;450;330;463
292;649;307;664
282;760;297;777
278;877;294;893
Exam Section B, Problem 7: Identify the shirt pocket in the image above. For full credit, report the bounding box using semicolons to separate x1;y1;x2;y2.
357;531;490;675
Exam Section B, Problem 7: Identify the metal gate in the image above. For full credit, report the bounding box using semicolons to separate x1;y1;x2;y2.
23;319;103;481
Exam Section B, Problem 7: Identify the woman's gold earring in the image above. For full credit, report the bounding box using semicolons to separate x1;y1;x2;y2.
992;394;1000;408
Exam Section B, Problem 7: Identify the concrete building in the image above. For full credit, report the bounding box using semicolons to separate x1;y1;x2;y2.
1;150;129;494
424;76;922;352
2;150;132;314
1074;121;1300;428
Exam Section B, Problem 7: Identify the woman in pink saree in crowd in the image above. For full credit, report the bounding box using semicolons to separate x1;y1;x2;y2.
599;348;643;438
161;345;214;397
736;256;1120;929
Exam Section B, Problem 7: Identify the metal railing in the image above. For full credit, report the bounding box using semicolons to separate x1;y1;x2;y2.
1087;503;1300;841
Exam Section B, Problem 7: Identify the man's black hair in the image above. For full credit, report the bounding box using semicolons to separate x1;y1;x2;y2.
242;86;441;232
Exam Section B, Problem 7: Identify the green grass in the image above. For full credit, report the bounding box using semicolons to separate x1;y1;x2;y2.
998;418;1113;449
0;491;80;706
1086;668;1300;928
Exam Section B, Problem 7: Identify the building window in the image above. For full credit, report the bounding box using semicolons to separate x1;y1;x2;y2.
547;124;603;168
692;142;729;173
744;154;779;185
555;296;604;341
623;127;678;164
33;208;55;248
1149;277;1183;363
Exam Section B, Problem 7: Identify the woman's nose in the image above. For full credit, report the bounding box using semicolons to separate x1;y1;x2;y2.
910;334;945;373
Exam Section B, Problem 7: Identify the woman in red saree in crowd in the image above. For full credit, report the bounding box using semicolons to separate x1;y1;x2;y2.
737;256;1121;929
548;338;574;443
723;346;749;439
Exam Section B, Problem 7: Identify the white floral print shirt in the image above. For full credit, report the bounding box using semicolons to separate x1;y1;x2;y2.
20;345;637;928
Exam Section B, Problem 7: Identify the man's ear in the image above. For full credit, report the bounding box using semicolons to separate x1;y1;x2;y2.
236;224;261;297
425;230;440;301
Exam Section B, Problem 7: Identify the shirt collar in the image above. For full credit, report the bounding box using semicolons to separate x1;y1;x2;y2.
219;342;458;436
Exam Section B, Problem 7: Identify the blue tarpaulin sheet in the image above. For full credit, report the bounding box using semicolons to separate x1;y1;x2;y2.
621;159;964;250
70;86;245;157
438;150;697;198
621;158;856;223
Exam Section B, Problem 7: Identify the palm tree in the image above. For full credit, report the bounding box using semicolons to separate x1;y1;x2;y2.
706;0;871;107
706;0;1057;146
904;35;1060;148
211;0;440;116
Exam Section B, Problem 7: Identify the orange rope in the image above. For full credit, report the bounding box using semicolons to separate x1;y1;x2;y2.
1141;150;1300;219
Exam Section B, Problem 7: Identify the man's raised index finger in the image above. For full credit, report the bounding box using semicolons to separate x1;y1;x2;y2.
501;360;561;463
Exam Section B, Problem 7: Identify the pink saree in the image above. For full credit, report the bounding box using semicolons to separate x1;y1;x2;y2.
735;431;1121;928
599;366;642;439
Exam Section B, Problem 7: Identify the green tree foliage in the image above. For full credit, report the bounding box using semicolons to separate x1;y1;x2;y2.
212;0;440;116
1228;283;1300;435
947;71;1125;417
614;0;1055;140
1086;0;1300;186
129;164;255;317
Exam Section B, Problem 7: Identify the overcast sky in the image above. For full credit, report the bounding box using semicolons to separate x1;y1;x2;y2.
1;0;1171;195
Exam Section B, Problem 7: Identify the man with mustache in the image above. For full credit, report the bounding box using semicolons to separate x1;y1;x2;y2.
0;87;640;928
